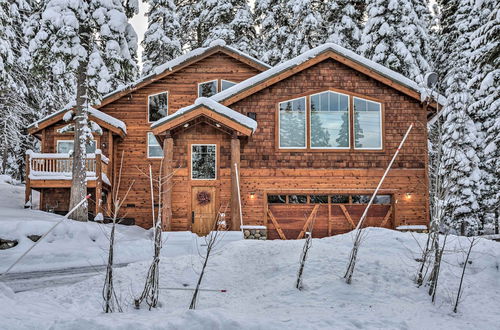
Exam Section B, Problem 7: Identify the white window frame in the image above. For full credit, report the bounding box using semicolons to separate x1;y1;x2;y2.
56;139;97;154
221;79;237;91
190;144;217;180
147;91;169;123
197;80;218;97
278;96;307;149
309;91;351;150
353;97;383;150
147;132;163;159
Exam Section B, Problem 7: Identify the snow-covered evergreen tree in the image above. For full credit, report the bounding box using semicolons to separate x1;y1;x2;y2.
358;0;432;83
30;0;138;221
323;0;365;50
255;0;291;65
283;0;323;58
176;0;256;54
468;2;499;233
142;0;182;76
439;0;482;236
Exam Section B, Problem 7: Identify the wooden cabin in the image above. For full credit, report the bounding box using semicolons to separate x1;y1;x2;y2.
26;42;433;239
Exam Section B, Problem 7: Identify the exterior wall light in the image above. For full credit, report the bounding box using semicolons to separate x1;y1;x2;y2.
405;192;412;199
250;192;255;199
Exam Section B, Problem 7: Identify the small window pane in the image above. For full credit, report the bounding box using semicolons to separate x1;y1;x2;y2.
191;145;216;180
311;92;349;148
268;195;286;204
147;132;163;158
221;80;236;91
352;195;371;204
198;81;217;97
310;94;319;111
148;92;168;122
279;98;306;148
374;195;391;204
288;195;307;204
354;97;382;149
57;140;95;154
331;195;349;204
310;195;328;203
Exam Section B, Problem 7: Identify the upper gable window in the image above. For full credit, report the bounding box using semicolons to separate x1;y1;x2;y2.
221;80;236;91
353;97;382;150
148;92;168;122
278;97;306;148
198;80;218;97
147;132;163;158
310;91;350;149
57;140;96;154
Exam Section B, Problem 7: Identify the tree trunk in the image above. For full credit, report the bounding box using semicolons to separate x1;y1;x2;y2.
68;29;90;222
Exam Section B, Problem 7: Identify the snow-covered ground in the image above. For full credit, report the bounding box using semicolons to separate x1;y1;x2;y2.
1;176;499;329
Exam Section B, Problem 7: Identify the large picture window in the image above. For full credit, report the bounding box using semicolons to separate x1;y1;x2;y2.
279;97;306;148
57;140;96;154
148;91;168;122
191;144;216;180
198;80;218;97
353;97;382;149
310;91;349;148
147;132;163;158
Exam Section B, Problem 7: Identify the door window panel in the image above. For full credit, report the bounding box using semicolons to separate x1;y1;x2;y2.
191;144;217;180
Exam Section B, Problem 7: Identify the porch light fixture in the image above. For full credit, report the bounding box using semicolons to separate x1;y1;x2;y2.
405;192;412;199
250;192;255;199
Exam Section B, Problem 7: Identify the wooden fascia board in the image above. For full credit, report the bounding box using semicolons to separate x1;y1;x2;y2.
219;50;423;107
151;106;253;136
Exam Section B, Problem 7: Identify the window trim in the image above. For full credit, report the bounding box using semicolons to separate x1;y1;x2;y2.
309;90;351;150
190;143;217;181
147;91;169;123
197;80;219;98
56;139;97;154
353;96;383;150
277;96;308;149
147;132;163;159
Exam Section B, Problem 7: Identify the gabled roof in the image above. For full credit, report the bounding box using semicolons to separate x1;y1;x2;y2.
96;40;270;108
151;97;257;136
27;103;127;138
212;43;446;107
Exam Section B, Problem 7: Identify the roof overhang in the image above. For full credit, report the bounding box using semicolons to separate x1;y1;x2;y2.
151;98;257;137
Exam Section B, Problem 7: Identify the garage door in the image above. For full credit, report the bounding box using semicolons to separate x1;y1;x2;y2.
266;194;393;240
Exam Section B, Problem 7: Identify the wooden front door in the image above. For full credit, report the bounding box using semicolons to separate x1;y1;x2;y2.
191;186;217;236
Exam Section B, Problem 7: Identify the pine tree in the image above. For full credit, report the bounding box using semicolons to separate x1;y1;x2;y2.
323;0;365;50
30;0;138;221
142;0;182;76
284;0;323;59
255;0;291;65
439;0;482;236
358;0;432;83
468;3;499;233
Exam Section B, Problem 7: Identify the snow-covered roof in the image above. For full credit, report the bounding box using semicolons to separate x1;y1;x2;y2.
212;43;446;106
151;97;257;133
28;102;127;135
98;40;270;106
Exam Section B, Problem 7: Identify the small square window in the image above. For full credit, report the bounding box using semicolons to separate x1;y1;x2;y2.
310;195;328;203
331;195;349;204
198;80;218;97
147;132;163;158
352;195;371;204
148;92;168;122
288;195;307;204
267;195;286;204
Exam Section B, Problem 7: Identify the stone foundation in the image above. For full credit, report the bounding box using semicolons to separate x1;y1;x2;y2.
241;226;267;240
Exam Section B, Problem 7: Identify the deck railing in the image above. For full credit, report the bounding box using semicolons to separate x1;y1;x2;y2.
26;150;110;182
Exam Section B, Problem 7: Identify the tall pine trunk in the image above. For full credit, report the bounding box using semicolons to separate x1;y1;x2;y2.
68;28;90;222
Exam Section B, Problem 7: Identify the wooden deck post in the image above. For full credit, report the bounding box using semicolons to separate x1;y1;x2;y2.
95;152;102;218
25;153;31;208
162;134;174;231
231;134;241;230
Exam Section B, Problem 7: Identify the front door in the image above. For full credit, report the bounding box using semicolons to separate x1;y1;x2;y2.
191;186;217;236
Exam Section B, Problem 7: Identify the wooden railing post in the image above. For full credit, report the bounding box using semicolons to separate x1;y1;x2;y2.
231;134;241;230
162;134;174;231
95;152;102;218
25;153;31;208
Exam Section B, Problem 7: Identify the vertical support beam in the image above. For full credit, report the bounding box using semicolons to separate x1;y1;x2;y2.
25;153;31;208
231;134;241;230
162;133;174;231
95;152;102;217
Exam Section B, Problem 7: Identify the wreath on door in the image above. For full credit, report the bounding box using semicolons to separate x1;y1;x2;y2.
197;191;211;205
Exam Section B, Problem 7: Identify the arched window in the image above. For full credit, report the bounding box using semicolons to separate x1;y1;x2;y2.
310;91;350;149
278;97;306;148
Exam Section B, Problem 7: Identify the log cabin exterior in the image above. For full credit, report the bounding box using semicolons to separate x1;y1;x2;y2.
26;42;434;239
